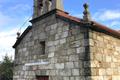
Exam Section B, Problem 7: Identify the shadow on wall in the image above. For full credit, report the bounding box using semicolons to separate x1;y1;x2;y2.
81;24;91;79
0;75;12;80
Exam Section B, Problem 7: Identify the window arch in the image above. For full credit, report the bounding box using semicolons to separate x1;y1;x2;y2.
45;0;52;12
37;0;43;15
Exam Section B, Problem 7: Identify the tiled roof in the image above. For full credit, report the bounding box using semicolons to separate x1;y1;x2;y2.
56;10;120;39
56;10;81;23
13;9;120;48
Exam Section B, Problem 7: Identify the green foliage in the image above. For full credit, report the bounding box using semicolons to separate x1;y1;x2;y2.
0;55;13;80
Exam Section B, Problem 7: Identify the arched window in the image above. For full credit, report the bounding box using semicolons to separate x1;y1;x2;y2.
37;0;43;15
38;0;43;9
45;0;52;12
45;0;49;12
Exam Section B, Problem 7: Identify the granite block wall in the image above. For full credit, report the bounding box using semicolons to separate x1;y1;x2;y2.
13;13;120;80
13;14;89;80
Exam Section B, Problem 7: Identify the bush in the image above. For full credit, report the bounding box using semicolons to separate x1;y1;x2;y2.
0;55;13;80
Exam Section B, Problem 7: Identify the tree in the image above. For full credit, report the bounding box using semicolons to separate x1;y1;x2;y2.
0;55;13;80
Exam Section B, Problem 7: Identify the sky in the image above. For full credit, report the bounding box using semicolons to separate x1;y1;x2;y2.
0;0;120;61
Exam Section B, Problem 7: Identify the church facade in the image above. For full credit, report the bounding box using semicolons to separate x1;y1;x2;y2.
13;0;120;80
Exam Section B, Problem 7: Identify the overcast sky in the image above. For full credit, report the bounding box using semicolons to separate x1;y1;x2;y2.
0;0;120;61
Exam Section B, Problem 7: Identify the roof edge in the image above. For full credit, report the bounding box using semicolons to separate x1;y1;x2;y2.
30;9;68;23
13;26;32;48
56;11;120;39
90;21;120;39
13;9;120;49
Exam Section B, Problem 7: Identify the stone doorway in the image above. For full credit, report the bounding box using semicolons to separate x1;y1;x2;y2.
36;76;49;80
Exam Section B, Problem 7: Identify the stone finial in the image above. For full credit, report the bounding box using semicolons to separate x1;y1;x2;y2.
83;3;91;21
17;32;20;39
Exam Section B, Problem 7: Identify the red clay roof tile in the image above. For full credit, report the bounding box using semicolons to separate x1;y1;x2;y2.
56;10;120;39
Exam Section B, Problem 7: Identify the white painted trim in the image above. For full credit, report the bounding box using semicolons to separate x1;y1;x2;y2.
25;61;49;66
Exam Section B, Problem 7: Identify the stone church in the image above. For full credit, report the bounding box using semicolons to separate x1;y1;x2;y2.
13;0;120;80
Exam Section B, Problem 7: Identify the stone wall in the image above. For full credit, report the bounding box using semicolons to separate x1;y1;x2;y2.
13;12;120;80
13;14;89;80
89;30;120;80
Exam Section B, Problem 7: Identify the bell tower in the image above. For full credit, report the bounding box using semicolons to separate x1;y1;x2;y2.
33;0;64;18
